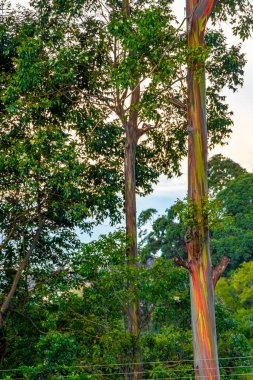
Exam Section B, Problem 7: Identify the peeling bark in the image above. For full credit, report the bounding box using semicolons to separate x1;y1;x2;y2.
186;1;221;379
213;256;229;288
173;257;192;272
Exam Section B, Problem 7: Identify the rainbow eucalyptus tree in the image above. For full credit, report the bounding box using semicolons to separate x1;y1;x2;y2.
180;0;253;379
185;1;223;379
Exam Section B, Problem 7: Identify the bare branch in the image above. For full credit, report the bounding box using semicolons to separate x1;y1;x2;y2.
0;219;44;322
168;97;187;110
137;123;156;138
173;257;192;272
8;308;46;334
213;256;229;288
0;223;17;251
140;303;155;331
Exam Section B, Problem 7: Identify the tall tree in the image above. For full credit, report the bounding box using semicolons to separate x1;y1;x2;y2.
182;1;251;378
30;3;188;379
121;1;142;377
0;5;123;334
185;1;226;379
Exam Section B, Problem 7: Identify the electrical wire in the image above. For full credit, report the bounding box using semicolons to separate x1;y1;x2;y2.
140;374;253;380
0;361;252;373
32;372;253;380
23;365;253;378
86;365;253;376
64;355;253;369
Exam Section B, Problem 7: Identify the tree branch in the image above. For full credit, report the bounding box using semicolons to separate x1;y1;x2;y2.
0;223;17;251
137;123;156;138
0;219;44;323
123;16;188;104
173;257;192;272
140;303;155;331
212;256;229;288
122;0;130;17
168;97;187;111
8;308;46;334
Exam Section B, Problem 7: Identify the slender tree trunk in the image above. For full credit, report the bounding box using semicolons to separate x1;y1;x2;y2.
122;1;142;379
0;220;43;327
125;125;141;380
186;1;220;379
125;124;138;329
0;329;6;364
0;220;43;363
124;83;141;380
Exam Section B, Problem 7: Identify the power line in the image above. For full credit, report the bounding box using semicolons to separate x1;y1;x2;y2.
63;365;253;375
30;365;253;378
76;355;253;368
34;372;253;380
140;374;253;380
0;360;252;373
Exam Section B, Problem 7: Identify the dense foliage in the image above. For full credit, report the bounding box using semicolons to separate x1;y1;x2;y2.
0;156;251;378
1;231;252;379
141;155;253;271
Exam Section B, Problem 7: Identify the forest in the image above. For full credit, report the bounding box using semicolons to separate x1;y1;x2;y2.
0;1;252;379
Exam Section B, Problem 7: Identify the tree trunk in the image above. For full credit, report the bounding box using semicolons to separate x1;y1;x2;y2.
121;1;142;378
186;1;220;379
125;124;138;327
0;220;44;326
124;122;142;380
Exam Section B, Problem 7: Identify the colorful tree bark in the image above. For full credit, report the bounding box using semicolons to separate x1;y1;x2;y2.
186;1;221;379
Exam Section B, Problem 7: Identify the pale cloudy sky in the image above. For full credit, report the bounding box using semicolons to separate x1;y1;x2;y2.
10;0;253;239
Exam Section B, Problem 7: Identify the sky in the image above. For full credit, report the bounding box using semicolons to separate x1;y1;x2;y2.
10;0;253;240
